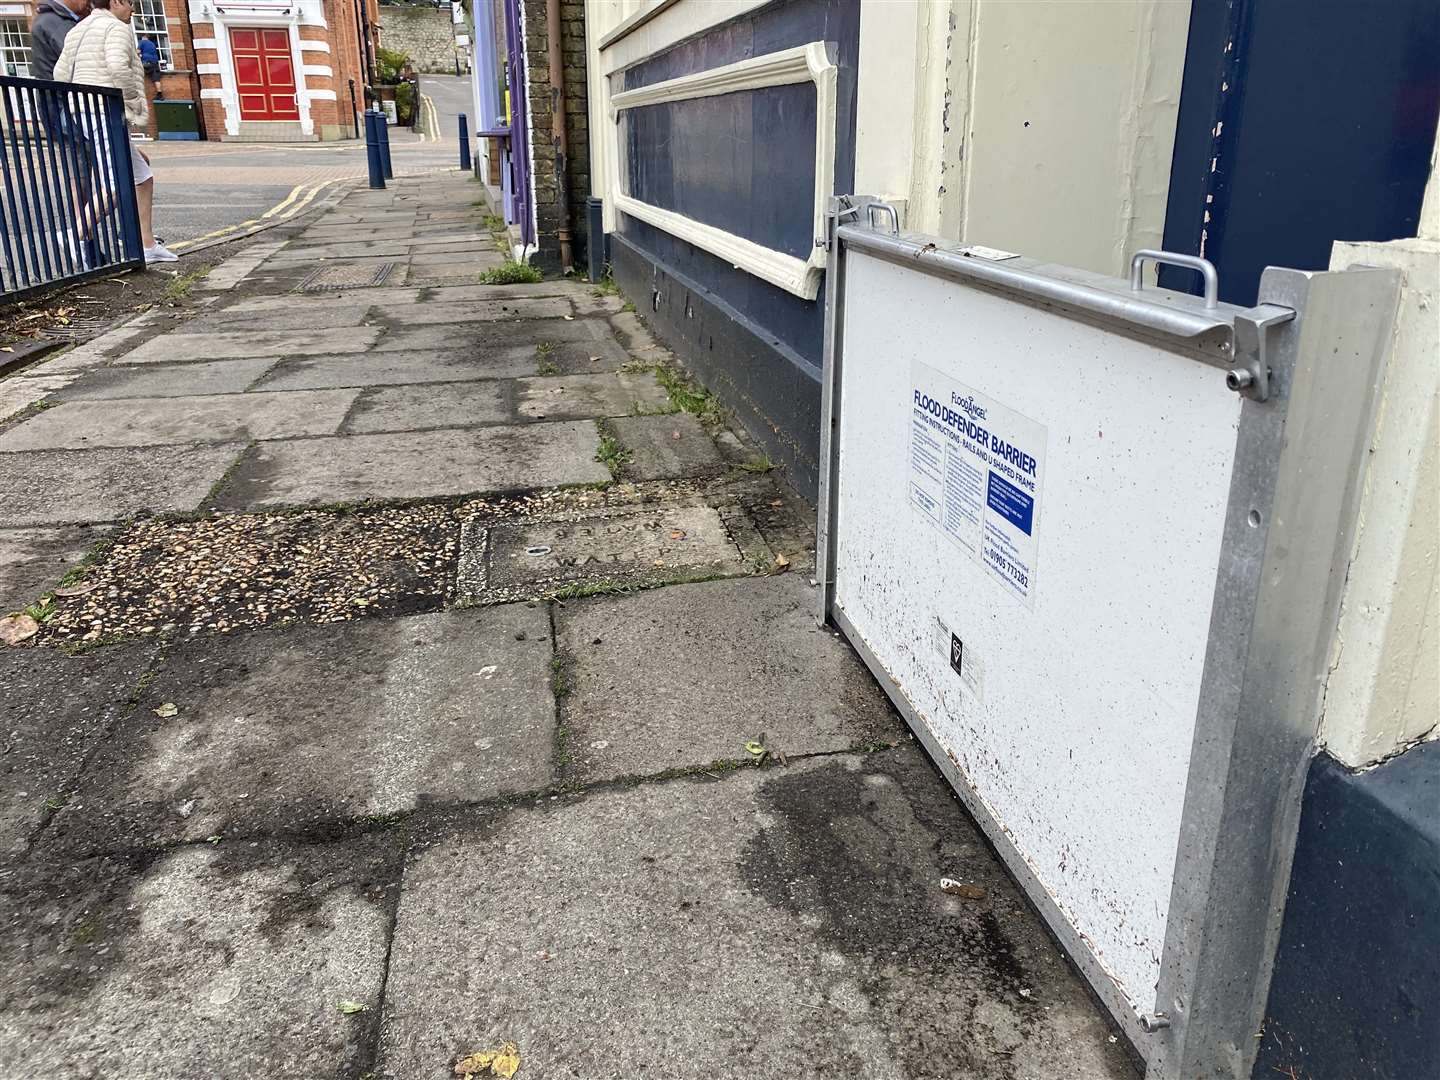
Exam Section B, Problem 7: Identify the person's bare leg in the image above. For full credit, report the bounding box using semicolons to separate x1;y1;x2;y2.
135;177;155;249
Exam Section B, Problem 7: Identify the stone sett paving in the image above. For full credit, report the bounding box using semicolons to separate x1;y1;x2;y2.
0;174;1138;1080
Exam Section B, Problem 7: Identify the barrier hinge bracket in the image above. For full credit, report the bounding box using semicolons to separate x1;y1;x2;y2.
1229;304;1295;402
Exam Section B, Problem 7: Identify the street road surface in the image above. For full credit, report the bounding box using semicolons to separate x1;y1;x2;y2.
147;76;471;246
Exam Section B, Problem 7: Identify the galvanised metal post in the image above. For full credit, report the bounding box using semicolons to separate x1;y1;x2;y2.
377;110;393;180
364;110;385;189
458;112;471;172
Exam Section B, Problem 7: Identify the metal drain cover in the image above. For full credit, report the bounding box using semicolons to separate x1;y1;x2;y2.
298;263;398;292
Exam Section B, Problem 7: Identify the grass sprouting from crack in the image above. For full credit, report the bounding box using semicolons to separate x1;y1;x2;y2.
479;261;544;285
536;340;558;375
162;266;210;304
739;454;775;474
594;420;632;482
550;655;571;700
618;360;724;425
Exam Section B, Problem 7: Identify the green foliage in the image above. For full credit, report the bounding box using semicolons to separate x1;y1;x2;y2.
394;80;415;124
374;46;410;85
478;261;543;285
594;421;633;481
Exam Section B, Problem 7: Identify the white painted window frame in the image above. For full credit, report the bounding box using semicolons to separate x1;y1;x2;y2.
607;41;837;300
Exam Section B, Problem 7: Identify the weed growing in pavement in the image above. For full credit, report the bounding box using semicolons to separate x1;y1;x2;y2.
620;300;637;313
535;340;558;375
162;266;210;304
615;358;723;423
594;420;633;481
42;793;67;812
482;214;506;233
591;269;620;297
24;597;56;623
550;655;571;700
479;261;543;285
739;454;775;474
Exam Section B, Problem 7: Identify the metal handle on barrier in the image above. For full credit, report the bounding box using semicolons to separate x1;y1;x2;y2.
1131;249;1219;309
865;202;900;236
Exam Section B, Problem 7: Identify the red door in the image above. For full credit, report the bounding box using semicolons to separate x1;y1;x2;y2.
230;28;299;121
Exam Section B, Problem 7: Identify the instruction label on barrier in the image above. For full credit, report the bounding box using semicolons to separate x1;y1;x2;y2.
908;361;1048;606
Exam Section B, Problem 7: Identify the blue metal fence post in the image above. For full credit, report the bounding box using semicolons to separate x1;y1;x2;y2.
377;109;393;180
364;110;385;189
458;112;471;172
104;91;144;264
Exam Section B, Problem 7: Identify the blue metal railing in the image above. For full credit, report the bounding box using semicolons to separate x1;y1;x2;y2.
0;75;144;301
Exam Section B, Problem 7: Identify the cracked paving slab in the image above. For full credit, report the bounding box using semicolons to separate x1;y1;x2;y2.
0;390;360;452
51;358;280;401
369;318;612;354
0;524;109;613
515;373;670;421
607;413;729;480
379;749;1137;1080
554;575;902;784
0;442;247;526
253;349;539;391
345;381;514;433
0;645;154;857
116;326;382;365
210;422;609;509
43;607;554;854
0;833;400;1079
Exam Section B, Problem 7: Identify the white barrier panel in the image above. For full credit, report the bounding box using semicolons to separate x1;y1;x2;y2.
816;202;1399;1078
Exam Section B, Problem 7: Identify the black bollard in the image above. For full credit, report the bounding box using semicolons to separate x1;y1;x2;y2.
364;111;385;189
458;112;471;172
377;109;393;180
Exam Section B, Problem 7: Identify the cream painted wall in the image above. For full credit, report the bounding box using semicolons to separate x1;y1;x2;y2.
942;0;1190;274
1320;125;1440;769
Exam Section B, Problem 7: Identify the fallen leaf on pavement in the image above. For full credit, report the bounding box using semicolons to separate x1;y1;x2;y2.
773;552;790;572
455;1042;521;1078
52;582;100;597
337;1000;368;1015
744;740;766;757
668;530;686;540
0;614;39;645
153;702;179;718
940;877;986;900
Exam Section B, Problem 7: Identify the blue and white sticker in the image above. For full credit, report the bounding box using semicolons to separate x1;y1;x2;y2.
908;361;1047;606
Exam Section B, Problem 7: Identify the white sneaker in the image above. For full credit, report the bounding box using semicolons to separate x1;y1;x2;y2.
144;243;179;264
53;230;92;271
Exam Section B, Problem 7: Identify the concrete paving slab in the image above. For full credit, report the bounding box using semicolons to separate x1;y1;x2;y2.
253;350;536;391
0;372;72;422
0;524;108;612
0;835;399;1079
0;390;359;452
372;298;573;325
267;242;417;262
379;750;1136;1080
370;318;611;354
556;574;899;782
480;504;745;593
0;645;152;856
223;287;421;310
211;422;607;509
0;442;246;526
48;608;554;850
52;359;279;401
515;373;670;421
407;262;501;283
608;413;728;480
180;303;373;333
344;380;513;433
117;326;381;364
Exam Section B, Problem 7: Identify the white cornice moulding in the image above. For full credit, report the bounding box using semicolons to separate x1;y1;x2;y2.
609;42;837;301
614;193;822;299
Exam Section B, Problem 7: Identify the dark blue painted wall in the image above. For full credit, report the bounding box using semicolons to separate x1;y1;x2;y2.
1256;742;1440;1079
611;0;860;496
1160;0;1440;305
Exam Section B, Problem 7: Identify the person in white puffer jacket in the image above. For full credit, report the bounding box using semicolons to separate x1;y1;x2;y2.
54;0;176;263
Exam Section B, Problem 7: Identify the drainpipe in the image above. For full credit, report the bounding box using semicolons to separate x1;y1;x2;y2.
357;0;376;87
180;0;209;139
544;0;572;270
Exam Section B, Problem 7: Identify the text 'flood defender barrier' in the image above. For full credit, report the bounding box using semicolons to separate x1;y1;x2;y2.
815;197;1399;1079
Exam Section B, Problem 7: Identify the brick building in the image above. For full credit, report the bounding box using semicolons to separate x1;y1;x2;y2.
468;0;588;272
1;0;378;142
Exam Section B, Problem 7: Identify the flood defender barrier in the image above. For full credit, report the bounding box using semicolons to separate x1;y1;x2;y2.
815;198;1399;1078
